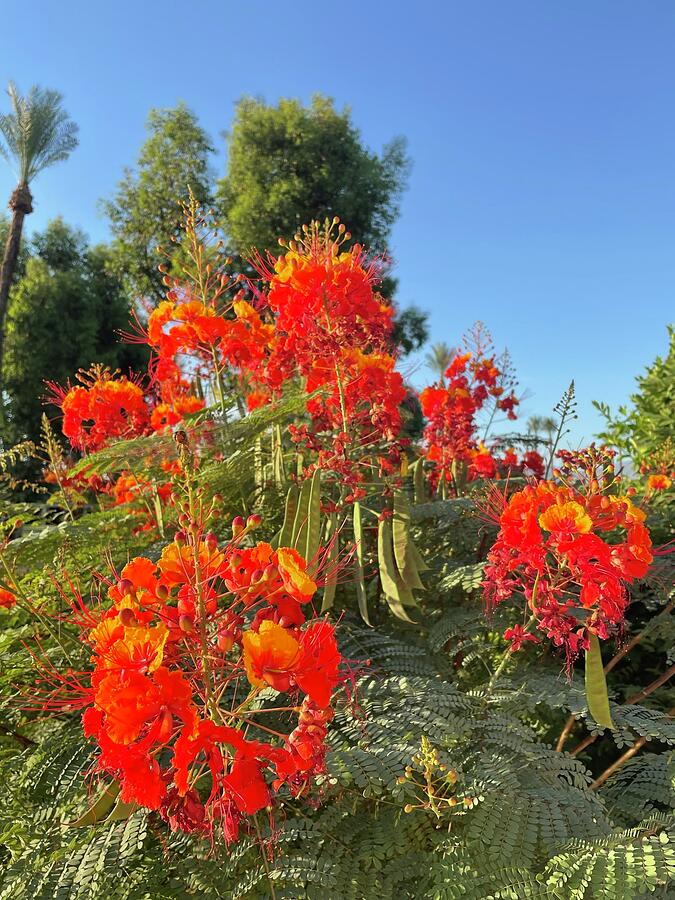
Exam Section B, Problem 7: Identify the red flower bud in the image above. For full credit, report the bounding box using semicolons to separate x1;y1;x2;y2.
118;578;134;597
119;607;137;627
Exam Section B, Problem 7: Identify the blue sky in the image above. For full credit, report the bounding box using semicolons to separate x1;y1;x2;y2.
1;0;673;445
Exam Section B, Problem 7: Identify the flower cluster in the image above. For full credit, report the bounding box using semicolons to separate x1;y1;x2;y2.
419;338;534;491
52;367;150;452
245;220;407;498
483;447;653;658
0;588;16;610
47;511;343;844
640;438;674;494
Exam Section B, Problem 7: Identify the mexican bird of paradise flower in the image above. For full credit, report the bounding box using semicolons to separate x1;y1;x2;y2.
483;446;654;659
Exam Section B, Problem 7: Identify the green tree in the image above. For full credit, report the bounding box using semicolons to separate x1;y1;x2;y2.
218;95;410;256
218;94;427;353
0;82;78;384
103;103;213;304
594;324;675;467
2;219;146;446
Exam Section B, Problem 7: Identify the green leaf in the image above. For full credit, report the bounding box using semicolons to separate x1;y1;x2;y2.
353;502;372;626
585;634;614;731
377;517;417;621
273;483;299;549
67;782;120;828
320;513;338;613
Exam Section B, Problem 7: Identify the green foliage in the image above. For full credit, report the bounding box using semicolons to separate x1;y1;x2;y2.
103;103;213;303
594;324;675;466
0;81;78;185
0;302;673;899
2;219;146;445
217;95;409;257
216;94;427;353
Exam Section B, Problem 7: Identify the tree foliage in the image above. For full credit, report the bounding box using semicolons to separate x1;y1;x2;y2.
217;95;410;257
594;325;675;467
0;82;78;184
102;103;213;303
2;219;146;445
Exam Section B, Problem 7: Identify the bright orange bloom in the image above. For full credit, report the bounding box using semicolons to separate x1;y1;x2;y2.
242;620;301;693
276;547;317;600
647;473;672;491
55;368;150;451
150;395;204;432
98;622;169;676
539;501;592;535
484;455;655;658
0;588;17;610
158;540;225;588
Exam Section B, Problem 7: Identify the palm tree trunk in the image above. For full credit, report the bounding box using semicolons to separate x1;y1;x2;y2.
0;182;32;390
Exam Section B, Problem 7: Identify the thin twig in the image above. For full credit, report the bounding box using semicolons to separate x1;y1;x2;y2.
569;662;675;757
556;599;674;752
591;707;674;790
0;722;35;748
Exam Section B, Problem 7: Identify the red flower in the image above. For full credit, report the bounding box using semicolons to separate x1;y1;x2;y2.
54;367;150;452
483;458;654;659
503;624;539;651
0;588;17;610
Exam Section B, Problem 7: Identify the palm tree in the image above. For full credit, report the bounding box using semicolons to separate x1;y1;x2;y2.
0;82;78;382
527;415;545;436
541;416;558;446
424;342;457;385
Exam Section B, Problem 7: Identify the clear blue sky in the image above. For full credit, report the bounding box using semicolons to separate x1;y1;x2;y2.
1;0;673;445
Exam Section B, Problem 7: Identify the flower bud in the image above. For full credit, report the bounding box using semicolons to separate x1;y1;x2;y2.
217;631;234;653
118;578;134;597
247;513;263;529
175;530;188;545
156;584;169;601
205;532;218;552
179;614;195;634
119;607;137;627
232;515;246;537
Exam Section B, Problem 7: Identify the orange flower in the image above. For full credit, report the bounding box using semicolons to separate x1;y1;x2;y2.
276;547;317;600
158;540;225;588
98;623;169;676
0;588;17;610
539;500;592;535
647;473;672;491
242;620;301;693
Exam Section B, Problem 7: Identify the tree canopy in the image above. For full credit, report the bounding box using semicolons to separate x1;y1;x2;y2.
102;103;213;304
2;218;147;446
217;95;410;257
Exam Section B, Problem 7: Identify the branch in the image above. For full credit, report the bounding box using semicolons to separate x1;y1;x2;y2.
0;722;36;748
569;662;675;758
556;599;674;752
591;707;674;790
